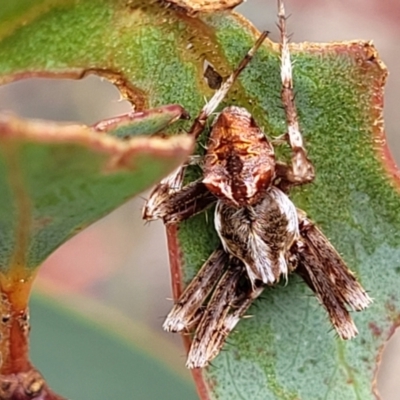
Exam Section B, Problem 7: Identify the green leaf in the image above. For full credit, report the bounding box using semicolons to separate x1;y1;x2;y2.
0;1;396;399
94;104;189;139
30;292;197;399
0;112;192;272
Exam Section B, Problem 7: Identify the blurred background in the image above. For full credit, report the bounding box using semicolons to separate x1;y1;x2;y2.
0;0;399;398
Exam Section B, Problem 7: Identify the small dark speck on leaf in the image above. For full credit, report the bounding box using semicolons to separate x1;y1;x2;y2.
368;322;382;337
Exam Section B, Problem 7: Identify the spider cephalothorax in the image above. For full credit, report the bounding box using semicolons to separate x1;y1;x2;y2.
202;106;275;207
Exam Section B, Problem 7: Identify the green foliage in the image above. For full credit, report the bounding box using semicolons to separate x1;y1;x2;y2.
0;1;396;399
0;112;192;272
30;293;197;399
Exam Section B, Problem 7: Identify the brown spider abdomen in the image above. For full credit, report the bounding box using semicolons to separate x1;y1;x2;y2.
202;106;275;207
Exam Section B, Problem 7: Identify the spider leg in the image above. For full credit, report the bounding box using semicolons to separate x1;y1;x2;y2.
143;178;217;224
189;30;269;141
163;248;228;333
186;257;264;368
277;0;314;185
200;283;264;369
186;258;243;368
216;278;264;340
297;211;372;311
142;166;186;220
293;210;372;339
295;249;359;340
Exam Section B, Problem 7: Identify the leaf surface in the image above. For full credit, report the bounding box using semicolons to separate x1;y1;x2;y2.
30;292;197;399
0;111;192;272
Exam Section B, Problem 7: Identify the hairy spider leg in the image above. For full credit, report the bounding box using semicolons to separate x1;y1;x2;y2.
163;248;228;333
189;275;264;368
277;0;314;185
294;211;372;339
186;257;265;369
186;258;244;369
188;30;269;141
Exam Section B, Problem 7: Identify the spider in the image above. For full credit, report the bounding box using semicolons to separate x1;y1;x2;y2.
143;0;371;369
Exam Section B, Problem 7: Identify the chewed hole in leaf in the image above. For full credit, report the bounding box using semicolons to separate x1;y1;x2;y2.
0;75;132;124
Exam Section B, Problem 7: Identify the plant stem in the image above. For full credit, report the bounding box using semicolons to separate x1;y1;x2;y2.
0;270;66;400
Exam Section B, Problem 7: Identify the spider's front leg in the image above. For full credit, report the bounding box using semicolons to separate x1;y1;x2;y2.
143;177;216;224
277;0;315;186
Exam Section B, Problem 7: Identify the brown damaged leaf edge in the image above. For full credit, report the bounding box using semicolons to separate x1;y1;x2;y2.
0;112;194;172
166;37;390;400
163;0;243;16
82;68;148;110
92;104;189;134
0;68;148;111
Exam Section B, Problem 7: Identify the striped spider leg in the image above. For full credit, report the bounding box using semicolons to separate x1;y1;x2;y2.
275;0;314;186
292;210;372;340
144;1;371;369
